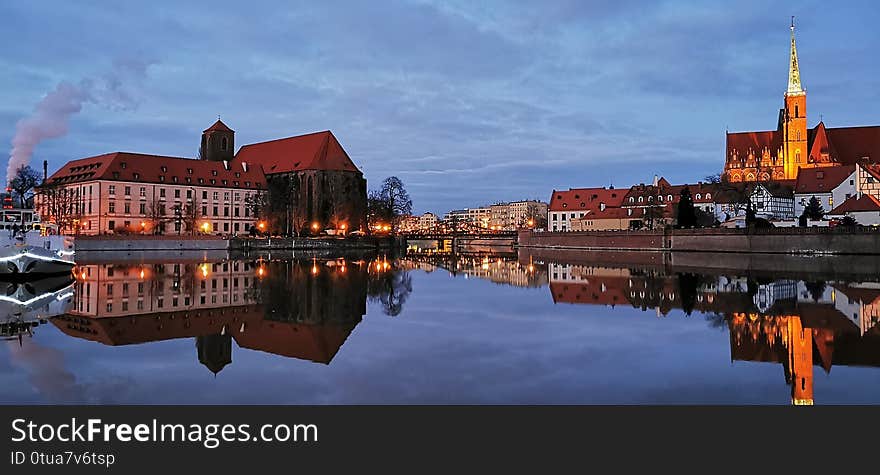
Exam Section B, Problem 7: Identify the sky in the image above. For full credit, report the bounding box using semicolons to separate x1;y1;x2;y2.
2;0;880;215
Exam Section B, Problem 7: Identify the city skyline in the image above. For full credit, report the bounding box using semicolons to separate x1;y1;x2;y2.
3;1;880;214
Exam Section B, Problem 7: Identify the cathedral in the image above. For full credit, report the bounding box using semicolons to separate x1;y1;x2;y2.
724;20;880;183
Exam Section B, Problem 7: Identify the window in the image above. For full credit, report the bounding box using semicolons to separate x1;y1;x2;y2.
186;189;192;199
133;172;140;180
203;191;208;199
160;189;166;197
108;201;116;213
234;207;240;217
212;170;218;176
161;166;167;173
695;193;701;200
202;205;207;215
221;137;228;150
224;207;229;217
174;189;180;198
124;186;131;195
108;220;115;230
213;206;218;216
222;180;228;186
706;193;711;200
667;195;673;201
124;202;130;214
140;187;146;197
139;203;146;214
187;168;194;174
108;185;116;195
224;192;230;201
213;192;219;200
120;162;127;169
638;197;644;203
629;197;634;203
159;175;165;182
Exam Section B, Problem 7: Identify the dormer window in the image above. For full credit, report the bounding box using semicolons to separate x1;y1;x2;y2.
235;172;240;178
638;197;644;203
198;178;205;184
629;197;635;203
245;181;251;187
187;168;193;174
172;176;178;183
210;179;216;185
212;170;218;176
221;180;228;186
667;195;673;201
161;166;167;173
120;162;127;169
185;177;192;183
133;172;140;180
159;176;165;182
695;193;701;200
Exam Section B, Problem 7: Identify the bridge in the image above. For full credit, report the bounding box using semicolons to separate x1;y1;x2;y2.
402;231;518;250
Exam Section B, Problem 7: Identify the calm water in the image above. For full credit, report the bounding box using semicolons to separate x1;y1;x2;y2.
2;248;880;405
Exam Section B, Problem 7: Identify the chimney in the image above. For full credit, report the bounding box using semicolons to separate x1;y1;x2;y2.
43;160;48;183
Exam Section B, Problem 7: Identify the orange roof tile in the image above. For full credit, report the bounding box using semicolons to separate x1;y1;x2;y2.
830;194;880;214
234;130;361;174
794;165;854;194
45;152;265;190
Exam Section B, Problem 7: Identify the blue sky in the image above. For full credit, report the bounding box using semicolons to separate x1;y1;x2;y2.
2;1;879;215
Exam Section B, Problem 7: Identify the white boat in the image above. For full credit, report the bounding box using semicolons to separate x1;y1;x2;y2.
0;274;74;341
0;231;75;277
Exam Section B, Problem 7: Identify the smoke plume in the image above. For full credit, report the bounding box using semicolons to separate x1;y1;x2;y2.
6;58;155;185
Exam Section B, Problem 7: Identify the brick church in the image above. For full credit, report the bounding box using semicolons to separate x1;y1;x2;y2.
724;20;880;183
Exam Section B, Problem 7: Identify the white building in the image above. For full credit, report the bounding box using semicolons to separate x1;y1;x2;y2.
793;166;855;218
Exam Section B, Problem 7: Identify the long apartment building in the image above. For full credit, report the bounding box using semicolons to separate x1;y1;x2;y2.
37;151;265;235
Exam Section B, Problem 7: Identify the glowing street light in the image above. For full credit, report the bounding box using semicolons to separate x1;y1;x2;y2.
257;221;266;231
201;222;210;234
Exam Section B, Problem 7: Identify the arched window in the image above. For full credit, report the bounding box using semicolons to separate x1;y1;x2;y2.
746;173;755;181
629;197;635;203
695;193;702;200
795;104;799;118
658;195;664;202
638;196;644;203
706;193;711;200
795;150;801;163
221;137;228;151
667;194;673;201
648;196;653;202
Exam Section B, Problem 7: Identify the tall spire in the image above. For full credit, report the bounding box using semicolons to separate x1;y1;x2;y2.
787;16;804;95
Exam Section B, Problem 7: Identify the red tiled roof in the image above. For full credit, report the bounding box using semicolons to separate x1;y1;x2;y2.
829;194;880;214
234;130;361;174
203;119;233;133
549;280;629;306
726;130;783;157
45;152;265;190
233;320;357;364
794;165;854;194
825;125;880;165
861;163;880;182
548;187;626;212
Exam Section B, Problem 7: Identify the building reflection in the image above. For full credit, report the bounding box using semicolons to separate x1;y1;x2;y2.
1;275;75;343
52;255;393;373
535;254;880;405
402;251;547;288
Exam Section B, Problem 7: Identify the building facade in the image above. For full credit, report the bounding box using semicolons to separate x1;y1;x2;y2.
489;200;547;230
793;166;855;217
38;149;265;236
724;21;880;183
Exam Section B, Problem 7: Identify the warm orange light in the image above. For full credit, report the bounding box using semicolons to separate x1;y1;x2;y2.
80;271;87;280
201;222;210;233
339;265;347;273
257;266;266;277
312;222;319;230
258;221;266;230
340;224;347;230
139;269;145;279
140;221;146;228
200;263;209;278
527;219;535;227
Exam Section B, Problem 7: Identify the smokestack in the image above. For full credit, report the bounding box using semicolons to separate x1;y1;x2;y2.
43;160;47;184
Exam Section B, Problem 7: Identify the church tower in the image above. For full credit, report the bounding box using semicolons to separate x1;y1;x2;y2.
783;18;807;180
788;316;814;405
200;118;235;162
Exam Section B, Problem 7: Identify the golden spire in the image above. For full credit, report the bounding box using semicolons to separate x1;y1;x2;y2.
787;16;804;96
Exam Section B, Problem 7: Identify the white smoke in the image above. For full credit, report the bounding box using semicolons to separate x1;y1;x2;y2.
6;58;155;185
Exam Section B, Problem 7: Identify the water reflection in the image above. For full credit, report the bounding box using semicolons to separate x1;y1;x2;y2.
53;255;409;373
2;248;880;404
510;249;880;405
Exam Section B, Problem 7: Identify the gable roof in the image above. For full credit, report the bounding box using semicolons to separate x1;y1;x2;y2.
825;125;880;165
44;152;265;190
794;165;854;194
726;130;783;158
234;130;361;174
548;187;626;212
203;119;234;133
830;194;880;214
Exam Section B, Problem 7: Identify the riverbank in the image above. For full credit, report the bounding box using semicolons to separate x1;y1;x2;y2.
518;227;880;255
230;236;404;251
73;235;405;252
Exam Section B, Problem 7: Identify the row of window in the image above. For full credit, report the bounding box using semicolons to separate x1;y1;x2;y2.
106;185;254;202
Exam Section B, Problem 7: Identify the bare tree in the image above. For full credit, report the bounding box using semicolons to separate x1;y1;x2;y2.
34;182;80;234
10;165;42;208
183;198;201;235
146;198;168;235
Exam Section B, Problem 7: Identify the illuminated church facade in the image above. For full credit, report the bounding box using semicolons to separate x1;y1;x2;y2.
724;20;880;183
